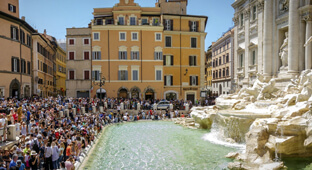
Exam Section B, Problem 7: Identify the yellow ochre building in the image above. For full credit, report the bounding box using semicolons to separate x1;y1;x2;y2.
91;0;207;102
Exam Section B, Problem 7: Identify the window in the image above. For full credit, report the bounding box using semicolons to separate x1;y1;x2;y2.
226;68;229;76
8;4;16;13
11;58;19;72
154;52;163;60
118;17;124;25
165;36;171;47
223;55;225;64
223;69;225;77
240;13;244;27
131;32;138;41
95;18;103;25
219;57;221;65
189;21;199;32
69;71;75;80
69;52;75;60
216;59;218;66
11;26;18;40
20;30;25;44
164;19;173;31
253;5;257;20
250;50;255;65
153;18;160;26
130;17;136;25
27;34;31;46
164;75;173;86
93;32;100;41
191;38;197;48
27;62;30;75
240;54;244;67
92;51;101;60
92;71;100;81
119;32;126;41
69;39;75;45
131;51;139;60
132;70;138;81
156;70;162;80
226;54;229;63
142;18;148;25
190;76;198;86
119;51;127;60
189;56;196;66
219;69;221;78
83;38;89;45
155;33;162;41
118;70;128;80
84;51;90;60
163;55;173;66
84;70;90;80
21;59;26;74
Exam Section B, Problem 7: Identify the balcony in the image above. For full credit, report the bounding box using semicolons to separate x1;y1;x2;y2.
237;67;245;78
248;65;257;76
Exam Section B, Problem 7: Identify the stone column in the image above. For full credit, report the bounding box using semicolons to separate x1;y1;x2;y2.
263;0;273;77
299;20;306;71
288;0;300;73
244;9;250;85
257;1;264;74
306;20;312;69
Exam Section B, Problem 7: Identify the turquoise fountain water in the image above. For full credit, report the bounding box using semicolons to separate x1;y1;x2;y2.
83;121;240;169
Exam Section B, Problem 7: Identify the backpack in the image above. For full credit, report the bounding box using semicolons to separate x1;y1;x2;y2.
33;142;39;153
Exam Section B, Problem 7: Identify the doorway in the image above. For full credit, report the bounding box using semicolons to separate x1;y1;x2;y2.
10;79;20;98
186;94;195;104
145;89;154;100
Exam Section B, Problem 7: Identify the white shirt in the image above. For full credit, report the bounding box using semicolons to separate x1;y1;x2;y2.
45;146;52;158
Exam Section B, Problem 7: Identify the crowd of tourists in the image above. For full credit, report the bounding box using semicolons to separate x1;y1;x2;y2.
0;96;196;170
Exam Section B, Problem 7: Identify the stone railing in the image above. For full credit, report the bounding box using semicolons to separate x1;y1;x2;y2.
237;67;245;78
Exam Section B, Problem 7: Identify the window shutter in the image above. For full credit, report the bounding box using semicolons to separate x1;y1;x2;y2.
154;52;157;60
17;59;20;72
118;71;121;80
163;19;166;30
27;62;30;74
11;58;14;72
92;71;95;80
163;56;166;65
189;76;192;85
125;52;127;60
118;52;121;60
8;4;10;10
170;20;173;30
131;52;133;60
13;6;16;13
189;56;191;66
164;76;167;86
196;76;198;85
10;27;13;39
137;52;140;60
98;52;101;60
171;76;173;86
194;56;197;66
189;21;192;31
171;55;174;66
16;28;19;40
125;71;128;80
160;52;163;60
196;21;199;32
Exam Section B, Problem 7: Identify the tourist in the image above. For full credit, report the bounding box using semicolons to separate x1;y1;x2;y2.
30;151;39;170
16;160;25;170
9;154;18;168
65;157;74;170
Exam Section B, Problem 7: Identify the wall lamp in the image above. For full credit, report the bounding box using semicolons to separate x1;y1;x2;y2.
184;69;188;76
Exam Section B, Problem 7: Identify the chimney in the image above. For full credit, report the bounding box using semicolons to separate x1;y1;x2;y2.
21;16;25;21
44;29;47;35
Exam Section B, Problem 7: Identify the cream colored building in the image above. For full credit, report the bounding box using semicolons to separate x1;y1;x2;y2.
211;28;234;96
66;28;92;98
232;0;312;89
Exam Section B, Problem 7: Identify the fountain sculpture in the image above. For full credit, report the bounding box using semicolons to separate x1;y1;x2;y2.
190;69;312;169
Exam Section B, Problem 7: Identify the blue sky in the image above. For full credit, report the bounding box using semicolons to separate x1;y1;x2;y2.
19;0;234;50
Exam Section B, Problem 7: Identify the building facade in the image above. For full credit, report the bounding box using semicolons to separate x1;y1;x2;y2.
66;28;92;98
232;0;312;88
90;0;207;102
205;46;212;94
0;0;34;98
32;31;56;97
211;28;235;96
55;45;66;96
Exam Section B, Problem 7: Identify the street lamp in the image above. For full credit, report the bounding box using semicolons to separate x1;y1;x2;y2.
93;73;106;104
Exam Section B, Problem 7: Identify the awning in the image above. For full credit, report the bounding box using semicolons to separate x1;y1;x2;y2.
96;88;106;93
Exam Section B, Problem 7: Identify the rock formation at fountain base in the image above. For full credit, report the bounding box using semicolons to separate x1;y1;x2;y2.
191;70;312;169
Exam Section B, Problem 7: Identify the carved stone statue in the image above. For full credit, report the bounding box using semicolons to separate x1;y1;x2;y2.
279;32;288;69
257;79;277;100
237;73;267;98
279;0;289;14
